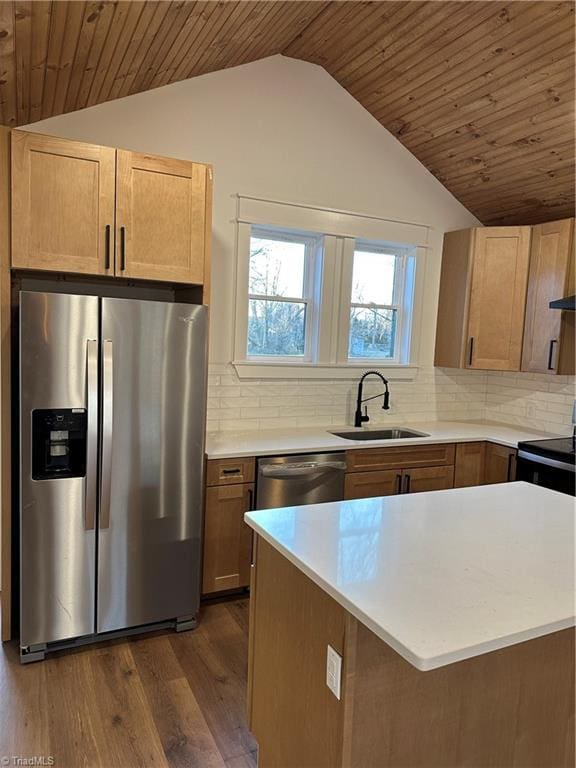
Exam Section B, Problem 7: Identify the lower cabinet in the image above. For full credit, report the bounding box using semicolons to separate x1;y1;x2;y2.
345;444;456;500
484;443;517;484
202;481;254;595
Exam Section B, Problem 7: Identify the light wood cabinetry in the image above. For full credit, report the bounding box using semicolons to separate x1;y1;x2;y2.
116;150;210;283
454;442;486;487
11;130;115;276
345;443;455;500
203;457;256;595
521;218;575;375
346;443;455;472
345;469;401;500
484;443;517;484
10;131;212;286
435;226;531;371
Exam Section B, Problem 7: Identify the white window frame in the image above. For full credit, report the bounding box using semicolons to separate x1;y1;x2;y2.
235;225;321;363
233;206;426;380
337;239;415;365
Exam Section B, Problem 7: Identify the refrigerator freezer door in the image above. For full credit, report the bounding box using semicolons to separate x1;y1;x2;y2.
20;291;99;647
98;299;207;633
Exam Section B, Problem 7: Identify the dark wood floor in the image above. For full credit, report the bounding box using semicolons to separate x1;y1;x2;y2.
0;598;257;768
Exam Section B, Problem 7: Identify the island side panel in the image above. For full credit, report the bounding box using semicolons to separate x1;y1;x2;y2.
248;537;347;768
346;621;575;768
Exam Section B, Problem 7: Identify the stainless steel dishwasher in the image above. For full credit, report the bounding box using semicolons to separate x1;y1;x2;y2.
256;453;346;510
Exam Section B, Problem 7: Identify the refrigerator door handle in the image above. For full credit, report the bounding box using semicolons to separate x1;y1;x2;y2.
100;339;114;530
85;340;99;531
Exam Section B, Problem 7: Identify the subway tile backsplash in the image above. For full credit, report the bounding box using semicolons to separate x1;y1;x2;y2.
205;364;575;436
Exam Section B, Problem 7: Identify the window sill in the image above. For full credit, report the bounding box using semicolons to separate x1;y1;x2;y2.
232;361;419;380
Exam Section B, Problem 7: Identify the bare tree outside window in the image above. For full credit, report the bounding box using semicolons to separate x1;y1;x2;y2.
247;234;309;357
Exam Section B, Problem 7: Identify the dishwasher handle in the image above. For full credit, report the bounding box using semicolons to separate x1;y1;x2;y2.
260;461;346;478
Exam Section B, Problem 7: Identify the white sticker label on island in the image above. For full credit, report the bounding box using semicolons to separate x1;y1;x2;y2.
326;645;342;700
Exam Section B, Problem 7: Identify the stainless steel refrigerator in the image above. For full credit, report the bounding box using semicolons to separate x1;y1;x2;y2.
19;291;207;662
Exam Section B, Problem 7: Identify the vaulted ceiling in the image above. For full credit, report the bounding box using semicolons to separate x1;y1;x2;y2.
0;1;573;226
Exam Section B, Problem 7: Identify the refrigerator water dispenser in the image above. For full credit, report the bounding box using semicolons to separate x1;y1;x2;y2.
31;408;87;480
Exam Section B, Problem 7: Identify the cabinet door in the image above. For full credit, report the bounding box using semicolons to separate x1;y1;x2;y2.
454;442;486;487
11;130;115;275
484;444;517;484
203;483;254;594
466;227;531;370
344;470;401;500
402;465;454;494
116;150;209;283
522;219;574;374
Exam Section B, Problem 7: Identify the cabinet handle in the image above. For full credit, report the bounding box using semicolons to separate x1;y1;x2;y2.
396;473;402;494
105;224;111;270
120;226;126;271
222;467;241;476
247;487;254;511
547;339;557;371
403;474;411;493
468;337;474;366
506;453;515;482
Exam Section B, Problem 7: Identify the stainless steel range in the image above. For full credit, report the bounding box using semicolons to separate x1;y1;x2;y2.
19;291;208;662
517;436;575;496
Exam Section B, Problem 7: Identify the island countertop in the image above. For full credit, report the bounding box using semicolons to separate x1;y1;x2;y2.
244;482;575;671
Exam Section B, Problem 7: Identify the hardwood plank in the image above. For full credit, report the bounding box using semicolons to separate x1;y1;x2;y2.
40;0;68;119
94;0;145;105
135;1;199;94
85;0;133;108
52;0;85;116
118;0;173;98
63;0;103;113
108;0;161;102
130;636;226;768
75;0;118;109
171;603;257;762
0;1;17;126
13;0;32;125
28;0;50;122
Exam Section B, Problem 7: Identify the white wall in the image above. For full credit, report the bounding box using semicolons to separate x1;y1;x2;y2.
24;55;574;434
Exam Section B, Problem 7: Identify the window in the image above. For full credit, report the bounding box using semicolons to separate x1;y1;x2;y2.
246;227;319;359
345;243;410;363
235;221;419;377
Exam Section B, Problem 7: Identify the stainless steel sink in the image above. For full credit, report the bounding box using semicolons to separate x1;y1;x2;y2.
330;428;430;441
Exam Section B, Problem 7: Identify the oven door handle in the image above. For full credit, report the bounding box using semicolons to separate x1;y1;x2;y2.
517;450;575;473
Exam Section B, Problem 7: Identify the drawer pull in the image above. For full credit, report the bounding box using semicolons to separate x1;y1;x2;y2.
222;468;241;475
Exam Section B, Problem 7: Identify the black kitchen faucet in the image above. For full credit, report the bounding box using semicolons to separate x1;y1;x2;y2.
354;370;390;428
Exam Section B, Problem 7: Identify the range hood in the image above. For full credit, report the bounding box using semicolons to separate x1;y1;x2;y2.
549;295;576;311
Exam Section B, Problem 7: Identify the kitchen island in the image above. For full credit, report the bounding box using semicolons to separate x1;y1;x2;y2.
245;482;575;768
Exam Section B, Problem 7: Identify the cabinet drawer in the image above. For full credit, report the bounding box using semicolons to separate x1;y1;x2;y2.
346;443;455;472
206;457;255;486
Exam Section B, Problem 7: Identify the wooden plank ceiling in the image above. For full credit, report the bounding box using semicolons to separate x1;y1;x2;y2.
0;0;573;225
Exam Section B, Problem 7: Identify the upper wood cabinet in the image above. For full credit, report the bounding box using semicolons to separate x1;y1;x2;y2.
116;150;209;283
521;218;575;375
11;131;115;276
10;131;212;286
435;226;531;371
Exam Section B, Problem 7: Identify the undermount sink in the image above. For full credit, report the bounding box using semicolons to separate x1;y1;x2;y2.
330;428;430;441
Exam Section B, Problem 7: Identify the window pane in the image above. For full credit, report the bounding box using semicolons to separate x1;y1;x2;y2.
351;250;396;305
248;299;306;356
349;306;396;359
249;236;306;297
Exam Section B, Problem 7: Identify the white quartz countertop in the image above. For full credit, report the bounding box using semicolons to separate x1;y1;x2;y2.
206;420;559;459
245;482;576;671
